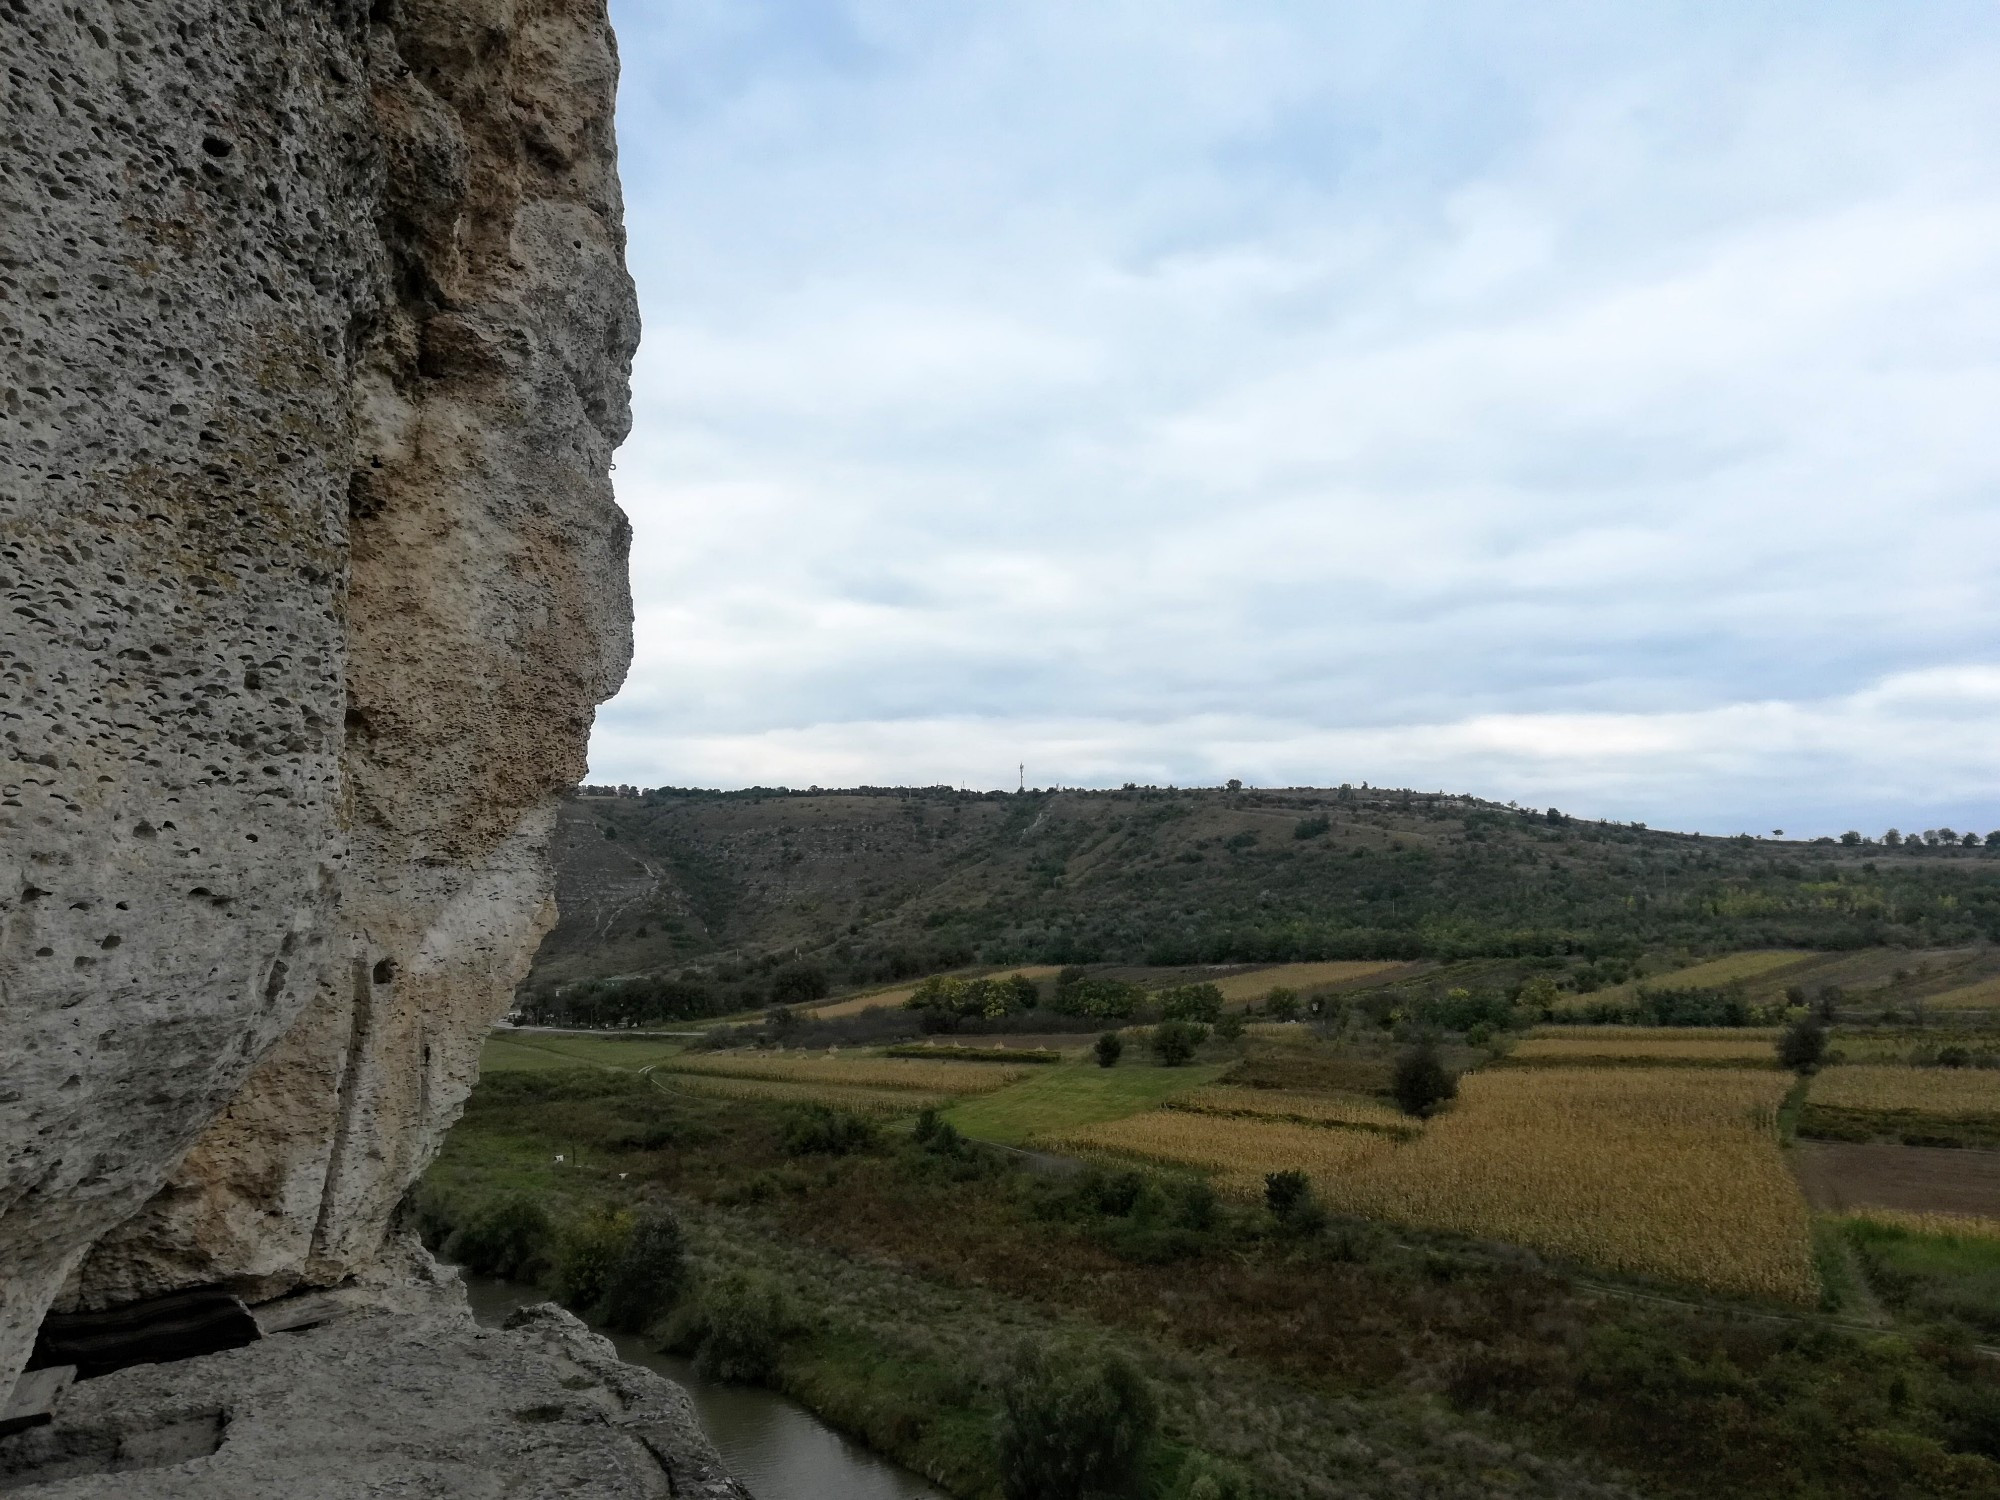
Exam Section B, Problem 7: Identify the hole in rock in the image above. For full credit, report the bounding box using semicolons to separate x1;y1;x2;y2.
0;1408;227;1488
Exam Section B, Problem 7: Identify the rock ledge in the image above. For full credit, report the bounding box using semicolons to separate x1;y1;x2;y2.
0;1282;743;1499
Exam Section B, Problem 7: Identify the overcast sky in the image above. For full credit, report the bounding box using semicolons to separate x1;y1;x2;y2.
587;1;2000;837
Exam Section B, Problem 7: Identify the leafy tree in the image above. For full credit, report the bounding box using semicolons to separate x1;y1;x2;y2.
1150;1020;1207;1066
1841;830;1863;846
677;1271;796;1384
770;962;829;1005
1263;987;1300;1022
996;1343;1155;1500
1213;1011;1245;1042
1094;1031;1123;1068
1516;974;1561;1013
1392;1040;1458;1117
1052;977;1146;1020
1159;982;1223;1024
1987;831;2000;848
442;1193;552;1282
1777;1015;1828;1073
1004;972;1043;1010
555;1208;631;1312
1884;829;1903;846
597;1208;688;1332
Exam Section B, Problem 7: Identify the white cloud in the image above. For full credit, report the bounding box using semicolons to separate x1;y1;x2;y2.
594;666;2000;836
592;1;2000;835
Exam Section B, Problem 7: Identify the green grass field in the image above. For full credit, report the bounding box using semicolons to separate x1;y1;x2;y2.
481;1030;690;1072
942;1058;1228;1146
1840;1214;2000;1337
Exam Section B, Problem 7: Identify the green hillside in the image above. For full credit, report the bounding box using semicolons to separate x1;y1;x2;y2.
529;783;2000;1005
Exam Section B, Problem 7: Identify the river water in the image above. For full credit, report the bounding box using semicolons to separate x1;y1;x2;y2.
460;1274;942;1500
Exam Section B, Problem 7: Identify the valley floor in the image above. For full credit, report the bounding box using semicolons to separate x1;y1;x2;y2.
418;1026;2000;1500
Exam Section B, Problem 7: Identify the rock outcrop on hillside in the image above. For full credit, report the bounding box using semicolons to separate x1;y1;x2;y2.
0;0;635;1402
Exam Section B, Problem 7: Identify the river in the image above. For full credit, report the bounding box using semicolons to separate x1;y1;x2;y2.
460;1274;943;1500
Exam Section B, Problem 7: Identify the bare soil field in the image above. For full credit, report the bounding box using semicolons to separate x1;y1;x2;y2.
1791;1141;2000;1218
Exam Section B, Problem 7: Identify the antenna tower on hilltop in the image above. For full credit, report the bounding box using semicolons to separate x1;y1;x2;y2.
1018;762;1025;793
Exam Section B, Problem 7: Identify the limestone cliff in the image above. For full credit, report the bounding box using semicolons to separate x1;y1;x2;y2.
0;0;636;1396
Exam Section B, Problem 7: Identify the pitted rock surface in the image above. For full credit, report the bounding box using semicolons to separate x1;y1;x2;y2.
1;0;637;1393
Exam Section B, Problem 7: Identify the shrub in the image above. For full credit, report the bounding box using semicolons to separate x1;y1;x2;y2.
996;1342;1156;1500
554;1208;632;1312
596;1207;688;1332
1391;1039;1458;1117
1263;987;1300;1022
1094;1031;1124;1068
1151;1020;1208;1067
925;1118;968;1157
780;1104;876;1156
673;1270;797;1384
1777;1015;1828;1073
1213;1011;1245;1042
440;1193;554;1282
1082;1168;1146;1217
1172;1178;1219;1231
1263;1168;1329;1237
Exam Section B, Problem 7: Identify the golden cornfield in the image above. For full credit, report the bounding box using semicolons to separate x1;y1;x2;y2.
1046;1111;1394;1187
1166;1085;1416;1137
660;1052;1027;1095
1317;1069;1813;1301
1053;1067;1816;1303
1811;1066;2000;1119
1928;976;2000;1009
1510;1037;1776;1066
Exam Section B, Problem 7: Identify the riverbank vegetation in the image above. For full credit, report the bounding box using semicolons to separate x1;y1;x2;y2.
419;1030;2000;1499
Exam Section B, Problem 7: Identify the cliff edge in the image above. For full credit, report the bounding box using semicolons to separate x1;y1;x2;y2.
1;0;636;1406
